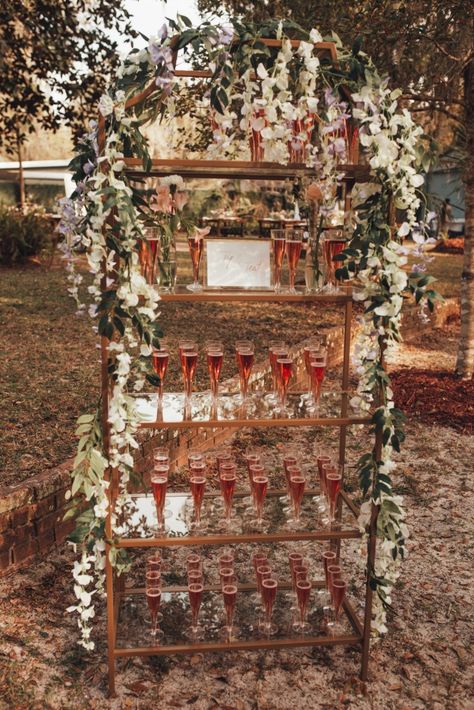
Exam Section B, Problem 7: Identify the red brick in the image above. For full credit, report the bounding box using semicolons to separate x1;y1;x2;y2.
32;494;56;520
11;505;35;527
0;511;12;532
55;487;71;509
54;518;76;544
37;529;55;552
0;548;12;572
13;539;39;564
35;510;61;537
0;529;15;549
12;523;34;545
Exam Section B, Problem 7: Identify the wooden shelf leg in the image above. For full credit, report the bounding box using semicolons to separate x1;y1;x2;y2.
105;541;117;698
360;501;378;681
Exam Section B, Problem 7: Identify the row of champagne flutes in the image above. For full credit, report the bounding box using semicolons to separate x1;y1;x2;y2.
144;547;349;642
272;229;346;294
150;444;343;535
151;335;328;416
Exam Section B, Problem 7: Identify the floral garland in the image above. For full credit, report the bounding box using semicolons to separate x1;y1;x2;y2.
61;17;438;649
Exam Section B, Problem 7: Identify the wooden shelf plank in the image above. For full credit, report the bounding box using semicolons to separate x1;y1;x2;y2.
116;528;362;549
124;157;370;182
157;287;352;304
114;633;362;657
137;415;372;431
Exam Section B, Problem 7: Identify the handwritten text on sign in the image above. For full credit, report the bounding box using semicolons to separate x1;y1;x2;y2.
206;239;271;289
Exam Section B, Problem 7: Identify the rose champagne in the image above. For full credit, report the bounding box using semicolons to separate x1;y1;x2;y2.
151;475;167;531
190;475;206;528
207;349;223;400
183;350;198;400
289;474;306;524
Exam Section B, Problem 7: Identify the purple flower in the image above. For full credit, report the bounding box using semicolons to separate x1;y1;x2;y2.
157;23;168;41
218;26;233;46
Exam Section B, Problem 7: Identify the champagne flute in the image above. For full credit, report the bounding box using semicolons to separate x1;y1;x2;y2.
187;232;204;292
146;584;164;640
271;229;286;293
261;577;278;636
323;235;346;292
303;337;323;400
321;550;337;600
276;357;293;412
248;462;264;508
289;473;306;528
222;583;238;640
267;342;287;401
206;342;224;406
219;469;237;531
285;229;304;294
288;551;304;603
187;583;204;640
310;352;327;413
317;455;331;508
252;551;268;600
251;474;268;530
326;470;342;526
294;579;312;633
243;452;260;506
187;569;203;586
152;348;169;415
331;579;347;630
179;340;197;390
189;473;206;531
235;343;254;403
283;453;298;500
151;472;168;534
183;349;198;405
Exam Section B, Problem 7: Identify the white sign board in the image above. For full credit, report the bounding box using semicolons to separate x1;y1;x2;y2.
206;239;271;289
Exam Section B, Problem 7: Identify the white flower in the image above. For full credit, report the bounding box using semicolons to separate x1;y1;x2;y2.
309;28;323;43
160;174;184;187
98;94;114;117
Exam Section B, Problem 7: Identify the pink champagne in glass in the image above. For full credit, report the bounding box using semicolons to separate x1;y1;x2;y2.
277;357;293;410
331;579;347;623
188;583;204;638
294;579;312;632
222;583;238;638
310;353;327;412
152;349;169;414
252;475;268;529
322;550;337;591
146;586;163;638
285;230;304;294
183;350;198;402
326;471;342;524
187;235;204;292
271;230;286;293
236;347;254;402
190;475;206;530
220;472;236;529
207;348;223;403
261;578;278;636
317;455;331;500
324;238;346;290
289;474;306;527
151;474;167;533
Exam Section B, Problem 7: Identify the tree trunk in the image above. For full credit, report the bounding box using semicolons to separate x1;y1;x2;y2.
16;128;26;211
456;59;474;378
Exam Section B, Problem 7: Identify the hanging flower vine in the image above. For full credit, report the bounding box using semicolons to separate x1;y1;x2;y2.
61;16;439;649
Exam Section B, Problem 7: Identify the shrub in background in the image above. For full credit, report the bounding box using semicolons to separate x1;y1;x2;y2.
0;205;52;264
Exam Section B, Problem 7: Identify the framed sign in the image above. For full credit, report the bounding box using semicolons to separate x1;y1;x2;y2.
206;239;272;289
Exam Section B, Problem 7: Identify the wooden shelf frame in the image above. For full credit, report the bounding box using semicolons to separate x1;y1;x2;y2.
98;41;381;692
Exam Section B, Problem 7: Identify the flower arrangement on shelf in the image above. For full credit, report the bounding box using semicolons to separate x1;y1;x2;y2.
60;15;440;649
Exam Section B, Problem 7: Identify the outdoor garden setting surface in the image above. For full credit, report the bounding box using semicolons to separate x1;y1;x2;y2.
0;290;473;709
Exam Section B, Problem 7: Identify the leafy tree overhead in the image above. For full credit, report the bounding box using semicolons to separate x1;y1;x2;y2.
0;0;136;205
198;0;474;378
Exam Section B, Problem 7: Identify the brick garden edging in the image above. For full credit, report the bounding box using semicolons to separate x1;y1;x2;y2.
0;297;457;576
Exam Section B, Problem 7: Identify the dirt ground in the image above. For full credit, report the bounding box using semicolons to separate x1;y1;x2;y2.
1;320;474;709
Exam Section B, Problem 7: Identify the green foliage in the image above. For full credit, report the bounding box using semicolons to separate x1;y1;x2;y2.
0;205;52;264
